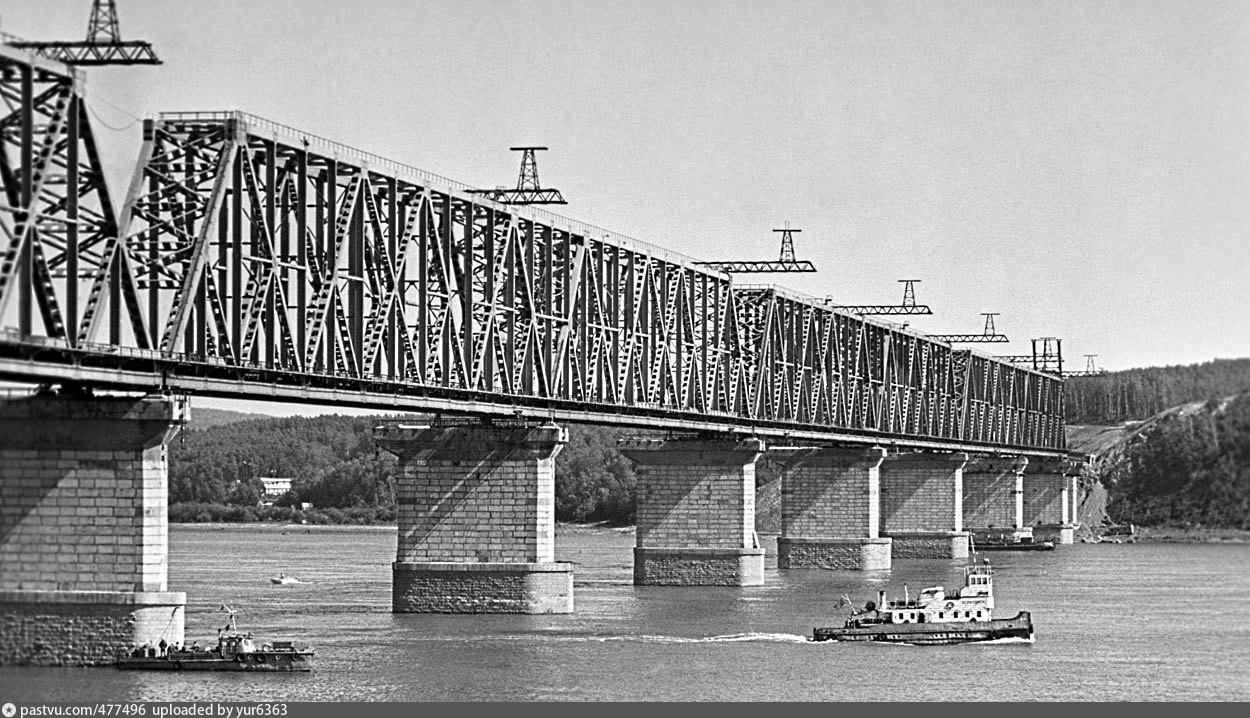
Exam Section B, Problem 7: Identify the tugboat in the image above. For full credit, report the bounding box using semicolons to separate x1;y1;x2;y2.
811;559;1033;645
116;606;314;671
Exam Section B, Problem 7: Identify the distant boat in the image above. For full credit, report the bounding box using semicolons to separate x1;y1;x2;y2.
975;540;1054;552
970;533;1055;552
270;573;303;585
974;535;1055;552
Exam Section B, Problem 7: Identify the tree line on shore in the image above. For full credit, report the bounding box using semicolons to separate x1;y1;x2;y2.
169;357;1250;530
168;417;641;526
1064;357;1250;424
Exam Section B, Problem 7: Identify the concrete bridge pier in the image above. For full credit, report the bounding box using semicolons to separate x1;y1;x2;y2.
0;393;188;666
880;452;970;559
618;437;766;586
772;446;892;570
374;421;574;614
963;456;1031;543
1024;459;1080;544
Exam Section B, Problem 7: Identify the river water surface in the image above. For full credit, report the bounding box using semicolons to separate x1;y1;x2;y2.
2;525;1248;701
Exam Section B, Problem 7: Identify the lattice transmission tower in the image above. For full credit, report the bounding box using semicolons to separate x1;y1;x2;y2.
4;0;160;65
930;312;1009;343
832;279;933;316
1002;337;1065;374
696;223;816;273
468;146;566;205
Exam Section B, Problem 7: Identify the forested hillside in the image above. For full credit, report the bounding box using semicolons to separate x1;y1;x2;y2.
1092;393;1250;529
168;415;401;514
1064;358;1250;424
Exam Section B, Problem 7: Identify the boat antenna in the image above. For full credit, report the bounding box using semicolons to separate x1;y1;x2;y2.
218;604;237;634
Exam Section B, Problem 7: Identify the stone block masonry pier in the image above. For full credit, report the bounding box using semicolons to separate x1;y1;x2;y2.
880;451;970;559
1024;459;1081;545
0;393;188;666
618;436;765;586
963;456;1030;542
772;446;892;570
374;421;574;613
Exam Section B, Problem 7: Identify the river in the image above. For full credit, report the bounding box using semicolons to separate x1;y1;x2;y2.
2;524;1248;701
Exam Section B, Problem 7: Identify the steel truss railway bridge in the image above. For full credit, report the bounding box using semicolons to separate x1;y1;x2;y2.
0;49;1064;454
0;48;1080;661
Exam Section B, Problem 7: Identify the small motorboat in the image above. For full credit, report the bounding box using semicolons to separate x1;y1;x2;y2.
270;573;302;585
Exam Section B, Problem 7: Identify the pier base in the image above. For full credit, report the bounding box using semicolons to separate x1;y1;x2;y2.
0;590;185;666
632;547;766;586
883;531;971;559
776;537;892;571
1032;524;1076;545
392;562;573;614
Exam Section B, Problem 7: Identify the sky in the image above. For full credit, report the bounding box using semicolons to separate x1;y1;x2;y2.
2;0;1247;417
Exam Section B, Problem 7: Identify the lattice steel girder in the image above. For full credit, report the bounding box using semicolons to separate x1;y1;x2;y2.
931;333;1009;343
0;47;134;348
465;188;566;205
696;260;816;273
832;303;933;316
2;103;1066;453
6;41;161;66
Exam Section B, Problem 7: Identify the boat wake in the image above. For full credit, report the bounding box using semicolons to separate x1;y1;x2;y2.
598;632;811;644
418;631;814;645
972;636;1035;645
685;632;809;644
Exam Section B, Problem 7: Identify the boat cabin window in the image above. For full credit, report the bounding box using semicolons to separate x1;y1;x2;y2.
938;612;944;619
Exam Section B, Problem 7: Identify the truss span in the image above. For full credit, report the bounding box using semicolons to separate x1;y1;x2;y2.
0;56;1065;455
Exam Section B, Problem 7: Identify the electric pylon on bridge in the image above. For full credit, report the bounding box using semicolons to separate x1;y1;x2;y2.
930;312;1009;343
468;146;566;205
831;279;933;316
695;224;817;273
1063;353;1105;377
1002;337;1065;375
4;0;160;65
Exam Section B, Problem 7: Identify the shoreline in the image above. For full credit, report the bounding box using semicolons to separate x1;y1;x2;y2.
1119;526;1250;544
169;522;1250;543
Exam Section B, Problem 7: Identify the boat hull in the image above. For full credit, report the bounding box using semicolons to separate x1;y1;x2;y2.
975;542;1054;552
116;651;314;672
812;611;1033;645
